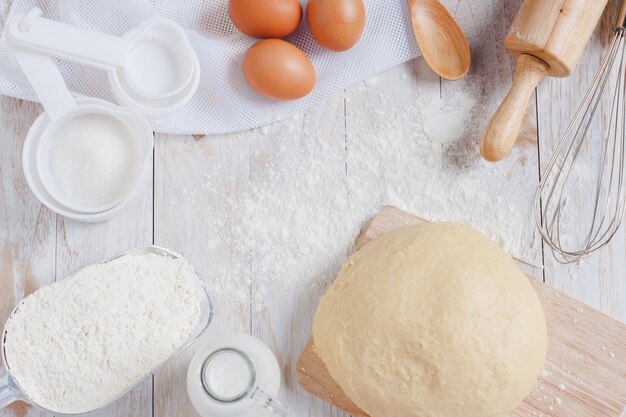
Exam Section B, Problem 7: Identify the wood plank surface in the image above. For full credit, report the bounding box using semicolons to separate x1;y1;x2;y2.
0;0;624;417
153;132;252;417
248;93;349;417
297;207;626;417
0;97;54;417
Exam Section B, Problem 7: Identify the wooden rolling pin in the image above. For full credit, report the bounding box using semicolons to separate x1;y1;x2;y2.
479;0;608;162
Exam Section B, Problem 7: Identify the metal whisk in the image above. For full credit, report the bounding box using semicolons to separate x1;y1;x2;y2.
535;0;626;263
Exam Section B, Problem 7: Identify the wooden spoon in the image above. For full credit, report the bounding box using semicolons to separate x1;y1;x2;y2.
407;0;470;80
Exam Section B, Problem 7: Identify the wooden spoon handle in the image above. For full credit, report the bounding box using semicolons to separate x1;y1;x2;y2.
618;0;626;28
480;54;549;162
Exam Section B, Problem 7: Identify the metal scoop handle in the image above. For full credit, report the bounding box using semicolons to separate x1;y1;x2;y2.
6;8;129;70
0;368;19;409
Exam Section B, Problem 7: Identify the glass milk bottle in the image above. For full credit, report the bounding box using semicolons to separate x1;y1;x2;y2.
187;334;287;417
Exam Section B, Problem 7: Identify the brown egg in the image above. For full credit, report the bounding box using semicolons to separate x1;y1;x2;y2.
229;0;302;38
242;39;316;101
306;0;366;51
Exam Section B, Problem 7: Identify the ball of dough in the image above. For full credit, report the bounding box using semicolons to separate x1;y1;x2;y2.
313;223;547;417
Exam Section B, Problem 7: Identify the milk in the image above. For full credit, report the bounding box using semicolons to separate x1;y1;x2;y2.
187;334;286;417
203;349;254;401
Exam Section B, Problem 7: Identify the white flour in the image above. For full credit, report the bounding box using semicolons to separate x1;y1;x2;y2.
179;63;541;310
3;252;203;414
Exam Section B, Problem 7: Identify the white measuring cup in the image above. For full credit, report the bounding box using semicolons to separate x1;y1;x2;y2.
6;8;200;117
22;97;152;222
0;245;214;415
10;45;153;215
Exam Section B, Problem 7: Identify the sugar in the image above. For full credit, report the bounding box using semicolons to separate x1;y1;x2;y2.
49;113;139;207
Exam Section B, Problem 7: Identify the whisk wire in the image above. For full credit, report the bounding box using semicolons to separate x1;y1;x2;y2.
535;28;626;263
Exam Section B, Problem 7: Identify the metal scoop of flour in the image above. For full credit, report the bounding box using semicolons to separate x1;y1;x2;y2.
0;246;213;415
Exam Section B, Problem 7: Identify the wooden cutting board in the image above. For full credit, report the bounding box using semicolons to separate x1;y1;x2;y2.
297;207;626;417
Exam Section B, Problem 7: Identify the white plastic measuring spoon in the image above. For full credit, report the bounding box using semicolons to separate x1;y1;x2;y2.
6;8;128;70
6;8;199;109
11;48;76;120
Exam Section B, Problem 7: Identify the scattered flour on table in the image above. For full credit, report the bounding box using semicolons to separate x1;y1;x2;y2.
181;65;541;309
3;253;204;414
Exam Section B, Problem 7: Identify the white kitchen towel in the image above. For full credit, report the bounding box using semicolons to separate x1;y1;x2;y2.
0;0;424;134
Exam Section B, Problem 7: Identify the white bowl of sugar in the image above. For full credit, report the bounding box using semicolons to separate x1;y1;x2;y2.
34;103;153;214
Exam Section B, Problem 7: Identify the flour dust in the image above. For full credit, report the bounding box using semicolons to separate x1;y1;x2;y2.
184;63;541;310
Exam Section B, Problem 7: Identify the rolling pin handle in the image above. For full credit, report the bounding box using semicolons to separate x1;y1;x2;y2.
479;54;549;162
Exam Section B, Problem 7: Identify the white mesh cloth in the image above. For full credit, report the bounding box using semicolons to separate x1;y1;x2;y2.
0;0;422;134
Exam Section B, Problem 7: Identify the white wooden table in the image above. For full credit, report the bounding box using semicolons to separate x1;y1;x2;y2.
1;1;625;417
